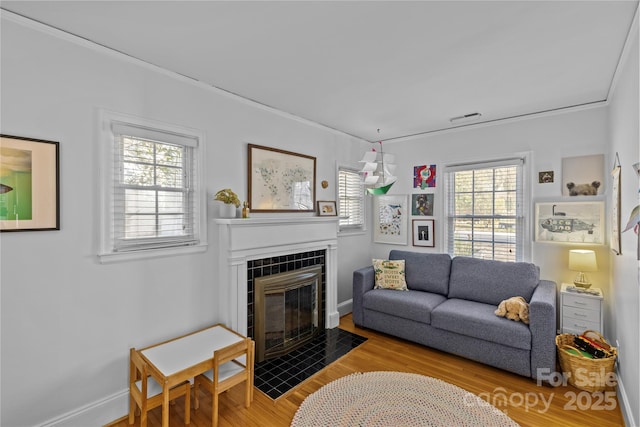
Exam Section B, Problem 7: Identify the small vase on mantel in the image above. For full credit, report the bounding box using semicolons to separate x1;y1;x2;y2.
219;202;237;218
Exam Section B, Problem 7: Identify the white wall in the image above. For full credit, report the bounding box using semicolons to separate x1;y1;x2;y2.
377;107;611;285
608;13;639;426
2;9;638;427
371;42;638;422
0;15;368;426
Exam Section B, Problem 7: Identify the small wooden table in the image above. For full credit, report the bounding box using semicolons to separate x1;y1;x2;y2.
135;324;247;427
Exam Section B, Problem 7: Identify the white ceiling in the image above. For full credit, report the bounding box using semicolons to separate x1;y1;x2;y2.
2;1;638;142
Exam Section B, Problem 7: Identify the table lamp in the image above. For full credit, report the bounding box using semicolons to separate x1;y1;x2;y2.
568;249;597;288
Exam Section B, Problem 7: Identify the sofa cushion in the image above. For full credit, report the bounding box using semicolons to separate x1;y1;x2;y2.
372;259;408;290
431;298;531;350
389;250;451;295
363;289;447;324
448;256;539;306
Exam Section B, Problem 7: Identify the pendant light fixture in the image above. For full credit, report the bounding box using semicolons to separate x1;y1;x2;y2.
359;129;397;195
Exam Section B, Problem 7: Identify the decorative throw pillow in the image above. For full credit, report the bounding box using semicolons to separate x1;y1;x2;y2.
372;259;408;291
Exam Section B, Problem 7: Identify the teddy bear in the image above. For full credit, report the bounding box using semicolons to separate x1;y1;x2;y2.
495;296;530;324
566;181;601;196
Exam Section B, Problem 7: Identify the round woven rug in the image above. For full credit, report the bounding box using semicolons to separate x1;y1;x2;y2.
291;371;519;427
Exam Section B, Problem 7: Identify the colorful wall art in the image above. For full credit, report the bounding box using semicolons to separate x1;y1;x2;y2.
413;165;436;188
373;195;408;245
0;135;59;231
411;193;434;216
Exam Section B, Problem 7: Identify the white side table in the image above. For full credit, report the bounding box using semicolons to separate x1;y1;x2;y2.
560;283;604;335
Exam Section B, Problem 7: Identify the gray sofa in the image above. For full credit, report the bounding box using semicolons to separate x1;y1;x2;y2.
353;250;557;381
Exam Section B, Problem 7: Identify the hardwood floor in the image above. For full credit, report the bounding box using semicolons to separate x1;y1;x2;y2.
108;314;625;427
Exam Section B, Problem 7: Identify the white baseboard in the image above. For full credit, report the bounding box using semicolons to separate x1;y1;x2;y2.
36;300;354;427
616;370;636;427
337;299;352;318
34;335;633;427
36;389;128;427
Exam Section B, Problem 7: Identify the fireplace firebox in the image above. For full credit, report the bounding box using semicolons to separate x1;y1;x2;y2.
254;265;322;362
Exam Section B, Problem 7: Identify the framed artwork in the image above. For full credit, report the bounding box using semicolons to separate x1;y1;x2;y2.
538;171;554;183
412;219;434;247
411;193;434;216
0;135;59;232
534;201;604;244
562;154;604;196
248;144;316;212
317;200;337;216
611;162;621;254
413;165;436;188
374;195;408;245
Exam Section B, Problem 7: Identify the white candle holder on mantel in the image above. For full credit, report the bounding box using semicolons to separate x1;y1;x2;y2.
218;202;237;218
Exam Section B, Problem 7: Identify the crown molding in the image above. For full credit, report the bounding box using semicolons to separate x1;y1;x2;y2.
0;9;368;144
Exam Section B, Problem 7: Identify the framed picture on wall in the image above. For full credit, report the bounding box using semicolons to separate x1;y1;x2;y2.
0;134;60;232
411;193;434;216
413;165;436;188
534;201;604;244
562;154;604;196
611;161;621;254
317;200;337;216
373;195;408;245
248;144;316;212
412;219;434;247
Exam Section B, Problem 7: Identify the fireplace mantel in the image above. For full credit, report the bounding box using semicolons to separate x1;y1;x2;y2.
214;217;340;335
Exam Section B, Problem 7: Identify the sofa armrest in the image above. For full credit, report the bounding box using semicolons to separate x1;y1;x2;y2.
529;279;557;381
352;266;375;326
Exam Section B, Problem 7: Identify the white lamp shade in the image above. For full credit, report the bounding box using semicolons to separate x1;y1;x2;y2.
568;249;598;272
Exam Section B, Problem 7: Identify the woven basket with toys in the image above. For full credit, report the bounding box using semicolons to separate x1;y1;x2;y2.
556;330;617;392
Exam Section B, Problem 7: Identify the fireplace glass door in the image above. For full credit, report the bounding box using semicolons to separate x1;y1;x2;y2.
255;265;322;362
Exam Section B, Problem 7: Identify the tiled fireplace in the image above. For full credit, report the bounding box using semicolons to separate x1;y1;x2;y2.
253;261;323;362
214;217;340;339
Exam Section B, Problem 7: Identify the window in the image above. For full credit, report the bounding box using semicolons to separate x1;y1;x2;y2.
445;157;527;262
338;166;365;232
99;111;206;262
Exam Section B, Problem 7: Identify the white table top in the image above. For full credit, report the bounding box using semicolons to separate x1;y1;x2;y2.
561;283;603;299
141;325;244;377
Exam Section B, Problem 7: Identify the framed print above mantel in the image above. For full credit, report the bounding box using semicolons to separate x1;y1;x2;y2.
0;134;60;232
248;144;316;212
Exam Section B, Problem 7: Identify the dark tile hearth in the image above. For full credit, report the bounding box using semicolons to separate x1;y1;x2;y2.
253;328;367;399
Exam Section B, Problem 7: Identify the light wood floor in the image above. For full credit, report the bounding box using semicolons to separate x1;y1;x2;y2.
108;314;625;427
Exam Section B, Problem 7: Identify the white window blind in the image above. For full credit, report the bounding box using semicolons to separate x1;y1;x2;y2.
446;158;525;262
338;167;365;231
111;123;200;252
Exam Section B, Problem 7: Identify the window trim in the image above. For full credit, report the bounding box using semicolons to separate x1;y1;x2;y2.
97;109;207;263
444;153;531;262
337;163;366;235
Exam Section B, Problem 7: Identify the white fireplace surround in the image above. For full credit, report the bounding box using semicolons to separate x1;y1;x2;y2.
215;217;340;336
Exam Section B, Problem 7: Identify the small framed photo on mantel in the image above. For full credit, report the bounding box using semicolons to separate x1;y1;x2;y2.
317;200;337;216
412;219;434;247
